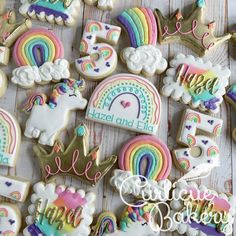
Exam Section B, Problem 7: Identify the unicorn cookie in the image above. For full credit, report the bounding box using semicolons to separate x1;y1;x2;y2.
118;7;167;77
11;28;70;88
23;79;87;146
84;0;114;11
92;202;158;236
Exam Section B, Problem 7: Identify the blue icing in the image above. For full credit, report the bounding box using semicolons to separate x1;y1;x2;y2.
196;0;206;8
76;126;86;136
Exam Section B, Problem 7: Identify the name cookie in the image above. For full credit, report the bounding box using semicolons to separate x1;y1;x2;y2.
23;79;87;146
86;74;161;134
23;182;96;236
12;28;70;88
19;0;80;26
84;0;114;11
161;54;230;113
34;124;117;186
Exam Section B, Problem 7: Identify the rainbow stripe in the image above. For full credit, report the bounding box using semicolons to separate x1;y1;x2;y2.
117;7;157;48
185;112;201;123
81;60;96;72
0;208;8;217
119;136;172;180
13;28;64;67
178;158;191;170
85;21;103;32
207;146;219;157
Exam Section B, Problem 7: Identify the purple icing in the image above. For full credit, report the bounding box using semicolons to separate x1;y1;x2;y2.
227;91;236;103
29;5;69;20
139;154;153;179
203;98;220;110
33;45;45;67
28;224;44;236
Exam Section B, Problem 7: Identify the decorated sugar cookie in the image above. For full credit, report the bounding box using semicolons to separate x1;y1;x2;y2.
0;47;10;66
23;79;87;146
225;85;236;141
34;124;117;186
0;203;22;236
75;20;121;81
84;0;114;11
11;28;70;88
0;175;30;202
155;0;231;56
86;74;161;134
19;0;80;26
23;182;96;236
169;181;236;236
0;70;7;98
161;54;230;113
110;135;172;201
92;202;158;236
173;109;223;182
118;7;167;77
0;108;21;167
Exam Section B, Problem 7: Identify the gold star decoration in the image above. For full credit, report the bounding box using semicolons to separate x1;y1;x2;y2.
33;124;117;186
154;0;231;56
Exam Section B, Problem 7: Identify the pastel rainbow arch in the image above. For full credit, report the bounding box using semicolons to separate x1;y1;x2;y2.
117;7;157;48
207;146;219;157
185;112;201;123
9;191;22;201
187;134;196;147
119;135;172;180
0;208;8;217
85;21;103;32
13;28;64;67
178;158;191;171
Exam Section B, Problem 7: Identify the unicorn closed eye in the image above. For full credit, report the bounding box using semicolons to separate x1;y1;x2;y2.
23;79;87;146
92;202;159;236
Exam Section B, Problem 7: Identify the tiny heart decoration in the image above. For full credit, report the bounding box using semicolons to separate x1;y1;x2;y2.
121;100;131;108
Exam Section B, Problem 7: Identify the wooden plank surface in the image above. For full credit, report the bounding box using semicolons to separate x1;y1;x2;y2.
0;0;235;235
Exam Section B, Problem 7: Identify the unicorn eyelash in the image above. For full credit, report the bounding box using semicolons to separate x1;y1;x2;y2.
141;222;148;226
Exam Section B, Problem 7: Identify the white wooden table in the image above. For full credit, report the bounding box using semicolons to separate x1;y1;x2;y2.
0;0;236;235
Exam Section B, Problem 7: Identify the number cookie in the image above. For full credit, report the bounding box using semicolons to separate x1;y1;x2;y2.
75;20;121;81
84;0;114;11
161;54;230;113
154;0;231;56
0;203;22;236
34;124;117;186
11;28;70;88
23;79;87;146
23;182;96;236
173;109;223;181
86;74;161;134
19;0;80;26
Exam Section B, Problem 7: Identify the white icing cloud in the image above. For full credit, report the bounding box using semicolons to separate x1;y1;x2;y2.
98;0;113;9
121;45;167;76
11;59;70;88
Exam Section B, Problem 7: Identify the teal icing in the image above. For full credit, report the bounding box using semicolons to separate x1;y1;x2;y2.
31;0;68;12
77;126;86;136
196;0;206;8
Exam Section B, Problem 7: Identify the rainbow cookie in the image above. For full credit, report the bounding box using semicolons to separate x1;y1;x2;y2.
169;181;236;236
155;0;231;56
173;109;223;182
161;54;230;113
19;0;80;26
84;0;114;11
86;74;161;134
12;28;70;88
0;203;22;236
0;175;30;202
92;202;158;236
76;20;121;81
23;182;96;236
0;70;7;98
110;135;172;201
23;79;87;146
118;7;167;77
0;108;21;167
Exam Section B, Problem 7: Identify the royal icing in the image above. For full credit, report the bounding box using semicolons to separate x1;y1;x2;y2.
0;108;21;167
23;182;96;236
121;45;167;76
0;46;10;66
0;70;7;98
174;109;223;182
12;28;70;88
154;0;231;56
86;74;161;134
84;0;114;11
0;203;22;236
0;175;30;202
75;20;121;81
92;202;158;236
19;0;80;26
161;54;230;113
34;124;117;186
23;79;87;146
169;181;236;236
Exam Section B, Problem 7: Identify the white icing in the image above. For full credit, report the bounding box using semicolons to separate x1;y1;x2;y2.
0;175;30;202
75;20;121;80
24;80;87;146
19;0;80;26
174;109;223;181
110;169;172;201
0;46;10;66
24;182;96;236
11;59;70;88
161;53;230;113
121;45;167;76
0;69;7;97
0;203;21;236
84;0;114;10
